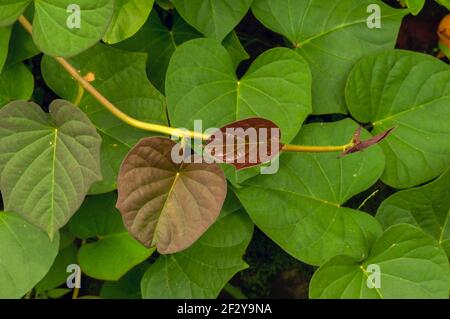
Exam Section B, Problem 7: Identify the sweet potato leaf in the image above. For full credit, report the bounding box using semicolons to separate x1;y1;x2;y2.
41;44;168;194
141;193;253;298
205;117;282;170
166;38;312;143
115;11;248;93
252;0;406;114
0;212;59;298
0;100;102;237
377;169;450;258
172;0;253;42
346;50;450;188
0;63;34;107
235;119;385;265
103;0;155;44
69;192;154;281
33;0;114;57
116;136;227;254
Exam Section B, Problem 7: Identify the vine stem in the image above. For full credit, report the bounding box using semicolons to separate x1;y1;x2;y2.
17;15;354;153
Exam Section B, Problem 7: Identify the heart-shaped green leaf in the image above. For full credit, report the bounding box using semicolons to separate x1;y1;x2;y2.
0;63;34;108
0;100;102;237
41;44;168;194
252;0;406;114
377;168;450;258
403;0;425;15
103;0;155;44
166;38;312;143
0;212;59;298
172;0;253;42
346;50;450;189
116;136;228;254
235;119;385;265
116;11;248;93
32;0;115;57
0;0;31;27
141;193;253;298
310;224;450;299
69;192;154;281
6;22;40;65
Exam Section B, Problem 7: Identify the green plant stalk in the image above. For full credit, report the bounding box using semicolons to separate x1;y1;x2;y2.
17;15;355;154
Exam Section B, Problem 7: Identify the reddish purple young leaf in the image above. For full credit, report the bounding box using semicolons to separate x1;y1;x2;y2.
340;127;396;157
204;117;283;170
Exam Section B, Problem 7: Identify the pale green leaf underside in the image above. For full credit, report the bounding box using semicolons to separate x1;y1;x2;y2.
103;0;154;44
236;119;385;266
33;0;114;57
69;192;154;281
0;100;102;237
0;63;34;108
346;50;450;189
377;169;450;258
252;0;405;115
141;194;254;298
172;0;253;42
166;38;312;143
0;212;59;299
41;44;168;194
310;224;450;299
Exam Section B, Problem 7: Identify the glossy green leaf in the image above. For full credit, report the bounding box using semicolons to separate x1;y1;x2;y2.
116;12;248;93
0;63;34;107
0;0;31;27
103;0;155;44
310;224;450;299
252;0;406;114
141;193;254;298
346;50;450;189
377;169;450;258
235;119;385;266
0;26;11;72
0;212;59;299
166;38;312;143
172;0;253;42
35;242;78;296
0;100;102;237
32;0;114;57
115;11;201;93
404;0;425;15
69;192;154;281
100;262;149;299
41;44;167;194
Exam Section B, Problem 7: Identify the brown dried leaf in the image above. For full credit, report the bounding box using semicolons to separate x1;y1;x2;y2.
204;117;282;170
116;137;227;254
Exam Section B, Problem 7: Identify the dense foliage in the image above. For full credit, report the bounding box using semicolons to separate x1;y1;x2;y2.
0;0;449;299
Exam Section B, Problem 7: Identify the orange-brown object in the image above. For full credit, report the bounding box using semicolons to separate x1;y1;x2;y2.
438;14;450;49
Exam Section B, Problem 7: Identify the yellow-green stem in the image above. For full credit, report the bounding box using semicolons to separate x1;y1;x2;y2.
17;15;354;154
